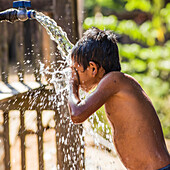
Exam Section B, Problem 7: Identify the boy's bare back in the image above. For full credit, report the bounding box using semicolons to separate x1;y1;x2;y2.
102;72;170;170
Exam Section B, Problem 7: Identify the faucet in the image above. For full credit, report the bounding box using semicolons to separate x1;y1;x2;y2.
0;1;36;23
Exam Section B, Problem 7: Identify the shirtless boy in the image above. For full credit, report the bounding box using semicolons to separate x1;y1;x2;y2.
68;27;170;170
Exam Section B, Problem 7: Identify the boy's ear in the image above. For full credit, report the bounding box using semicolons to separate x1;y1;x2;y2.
89;61;98;77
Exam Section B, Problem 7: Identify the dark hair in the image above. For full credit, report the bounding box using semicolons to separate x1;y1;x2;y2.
71;27;121;73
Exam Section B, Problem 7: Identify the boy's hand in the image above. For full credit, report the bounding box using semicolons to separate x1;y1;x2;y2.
71;67;80;86
68;67;81;107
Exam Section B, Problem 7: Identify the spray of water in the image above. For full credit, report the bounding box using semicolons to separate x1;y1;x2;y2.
36;12;73;57
35;11;115;169
35;12;85;169
35;12;74;97
35;11;113;146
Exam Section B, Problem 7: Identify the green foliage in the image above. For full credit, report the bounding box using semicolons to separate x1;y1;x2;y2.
160;3;170;31
84;0;126;16
84;16;165;46
125;0;151;12
84;0;170;138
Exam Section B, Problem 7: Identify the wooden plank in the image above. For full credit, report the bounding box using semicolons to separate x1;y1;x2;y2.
15;22;24;83
0;24;1;81
31;20;42;83
70;0;80;43
20;111;26;170
79;124;85;169
54;110;64;169
37;111;44;170
1;22;9;83
42;12;51;69
77;0;84;38
3;111;10;170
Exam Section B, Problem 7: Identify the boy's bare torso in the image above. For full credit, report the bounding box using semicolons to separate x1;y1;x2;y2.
104;72;170;170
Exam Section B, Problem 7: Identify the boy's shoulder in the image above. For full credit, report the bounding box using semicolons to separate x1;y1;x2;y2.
97;71;125;92
101;71;124;83
103;71;136;83
99;71;137;92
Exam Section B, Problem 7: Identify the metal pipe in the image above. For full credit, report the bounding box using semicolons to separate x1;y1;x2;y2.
0;9;18;23
0;1;36;23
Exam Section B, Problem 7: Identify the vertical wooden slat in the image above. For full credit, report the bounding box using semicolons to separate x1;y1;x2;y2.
41;13;52;84
55;110;64;169
3;112;10;170
20;111;26;170
31;21;42;83
1;23;9;83
37;111;44;170
42;13;51;68
0;24;2;81
79;124;85;169
71;0;79;43
15;22;24;83
77;0;84;38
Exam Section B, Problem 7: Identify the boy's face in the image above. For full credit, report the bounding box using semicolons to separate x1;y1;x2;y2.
71;61;99;92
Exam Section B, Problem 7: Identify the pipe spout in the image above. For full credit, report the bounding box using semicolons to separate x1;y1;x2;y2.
0;9;18;23
0;1;36;23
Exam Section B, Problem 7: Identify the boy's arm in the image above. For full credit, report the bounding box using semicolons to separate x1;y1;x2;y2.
68;73;119;124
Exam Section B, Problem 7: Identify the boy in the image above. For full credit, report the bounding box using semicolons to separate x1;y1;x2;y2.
68;27;170;170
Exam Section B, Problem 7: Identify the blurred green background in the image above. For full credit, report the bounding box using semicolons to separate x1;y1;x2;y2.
83;0;170;138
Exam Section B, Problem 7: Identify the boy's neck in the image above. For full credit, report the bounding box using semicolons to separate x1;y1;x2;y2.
98;67;105;79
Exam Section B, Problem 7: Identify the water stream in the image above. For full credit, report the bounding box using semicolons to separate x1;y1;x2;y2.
35;10;114;148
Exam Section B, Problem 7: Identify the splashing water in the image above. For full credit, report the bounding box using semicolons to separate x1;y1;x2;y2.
35;11;114;169
36;12;73;58
35;10;113;145
35;12;86;169
36;12;73;96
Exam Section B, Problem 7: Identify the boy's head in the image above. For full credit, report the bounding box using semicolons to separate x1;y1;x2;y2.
71;27;121;74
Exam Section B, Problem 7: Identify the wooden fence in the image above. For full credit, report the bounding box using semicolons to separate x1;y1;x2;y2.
0;87;84;170
0;0;84;169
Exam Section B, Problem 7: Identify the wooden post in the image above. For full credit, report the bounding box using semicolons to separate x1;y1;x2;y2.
15;22;25;83
70;0;79;43
3;111;10;170
37;110;44;170
55;110;65;169
31;21;43;83
77;0;84;38
42;12;51;69
20;111;26;170
1;22;9;83
0;24;1;81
